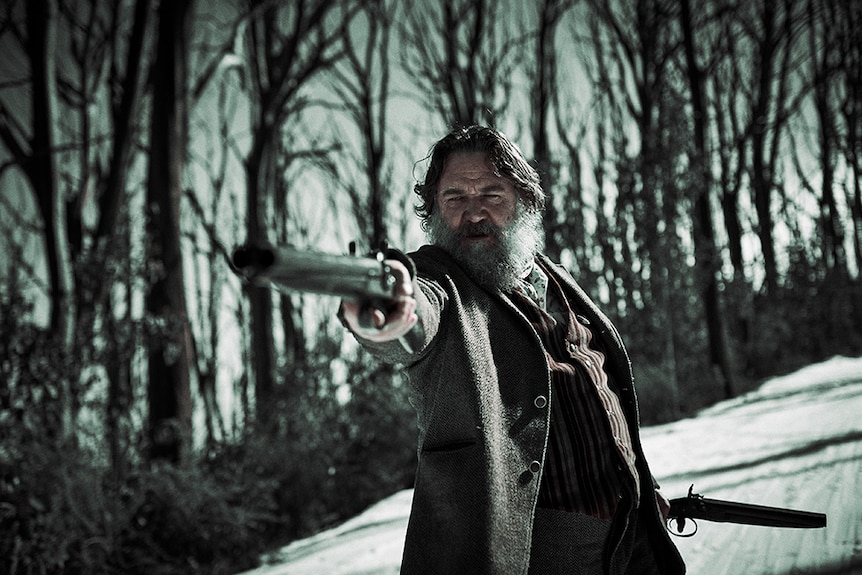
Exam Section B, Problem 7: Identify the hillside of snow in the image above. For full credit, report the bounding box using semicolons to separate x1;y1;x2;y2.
238;356;862;575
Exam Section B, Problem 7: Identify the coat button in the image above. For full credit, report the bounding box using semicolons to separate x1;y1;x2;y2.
529;460;541;473
576;314;590;325
534;395;548;409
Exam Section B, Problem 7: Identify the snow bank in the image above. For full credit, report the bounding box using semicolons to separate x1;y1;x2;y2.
239;356;862;575
643;355;862;575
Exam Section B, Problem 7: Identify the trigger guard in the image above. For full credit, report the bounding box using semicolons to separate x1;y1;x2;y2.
666;517;698;538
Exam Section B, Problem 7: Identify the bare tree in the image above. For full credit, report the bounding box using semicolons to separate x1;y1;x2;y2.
0;0;75;437
580;8;629;302
586;0;686;415
530;0;576;261
679;0;737;397
329;0;397;249
795;0;845;276
183;2;255;447
145;0;196;463
740;0;805;293
837;0;862;274
399;0;525;128
710;10;748;279
242;0;357;430
53;0;153;477
185;101;236;447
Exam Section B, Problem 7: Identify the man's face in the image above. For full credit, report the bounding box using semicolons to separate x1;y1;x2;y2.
436;152;519;248
428;152;543;291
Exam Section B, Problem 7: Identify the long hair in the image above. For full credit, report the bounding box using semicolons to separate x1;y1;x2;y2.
414;125;545;230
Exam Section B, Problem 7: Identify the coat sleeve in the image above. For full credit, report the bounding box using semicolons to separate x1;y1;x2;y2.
339;273;448;366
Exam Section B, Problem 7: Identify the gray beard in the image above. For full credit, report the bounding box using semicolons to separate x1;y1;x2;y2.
427;206;544;291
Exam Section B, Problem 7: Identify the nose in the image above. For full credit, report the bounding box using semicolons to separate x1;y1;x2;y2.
463;198;487;223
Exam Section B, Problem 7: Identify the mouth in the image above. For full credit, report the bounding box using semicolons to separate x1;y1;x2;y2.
459;233;494;247
457;222;498;245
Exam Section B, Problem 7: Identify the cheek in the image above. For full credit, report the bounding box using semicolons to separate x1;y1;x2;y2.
439;206;461;229
435;199;452;222
491;204;517;226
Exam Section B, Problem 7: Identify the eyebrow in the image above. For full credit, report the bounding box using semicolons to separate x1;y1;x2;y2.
439;183;506;196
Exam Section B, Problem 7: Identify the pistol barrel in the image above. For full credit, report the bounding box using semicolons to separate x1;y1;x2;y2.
669;491;827;529
232;244;395;300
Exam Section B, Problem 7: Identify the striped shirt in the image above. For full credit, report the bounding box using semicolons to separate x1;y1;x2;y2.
510;263;639;520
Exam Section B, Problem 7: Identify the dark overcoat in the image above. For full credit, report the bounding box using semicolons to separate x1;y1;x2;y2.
359;245;685;575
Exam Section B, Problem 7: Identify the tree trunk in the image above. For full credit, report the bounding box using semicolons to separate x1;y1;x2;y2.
714;62;746;278
841;0;862;274
844;0;862;273
679;0;736;397
24;0;76;438
750;0;779;293
532;0;571;261
145;0;195;464
808;0;847;277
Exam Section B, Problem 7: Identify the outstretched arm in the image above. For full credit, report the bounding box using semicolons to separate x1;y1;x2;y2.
340;259;419;343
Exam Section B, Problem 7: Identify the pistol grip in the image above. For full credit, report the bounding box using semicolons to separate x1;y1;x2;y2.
357;299;388;330
356;298;423;355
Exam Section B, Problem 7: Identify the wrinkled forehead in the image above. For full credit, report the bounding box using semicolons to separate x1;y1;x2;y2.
438;152;506;188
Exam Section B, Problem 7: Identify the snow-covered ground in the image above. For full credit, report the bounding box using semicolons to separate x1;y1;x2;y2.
239;356;862;575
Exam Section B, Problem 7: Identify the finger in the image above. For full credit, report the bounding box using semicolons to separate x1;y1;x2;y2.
371;300;417;339
372;307;387;329
385;260;415;298
387;298;416;327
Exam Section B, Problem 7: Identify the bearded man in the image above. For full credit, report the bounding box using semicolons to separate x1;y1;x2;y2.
340;125;685;575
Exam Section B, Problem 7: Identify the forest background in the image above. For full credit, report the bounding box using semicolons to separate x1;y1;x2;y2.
0;0;860;573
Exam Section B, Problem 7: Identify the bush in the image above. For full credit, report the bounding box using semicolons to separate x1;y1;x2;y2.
0;440;277;575
116;463;277;575
0;332;419;575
